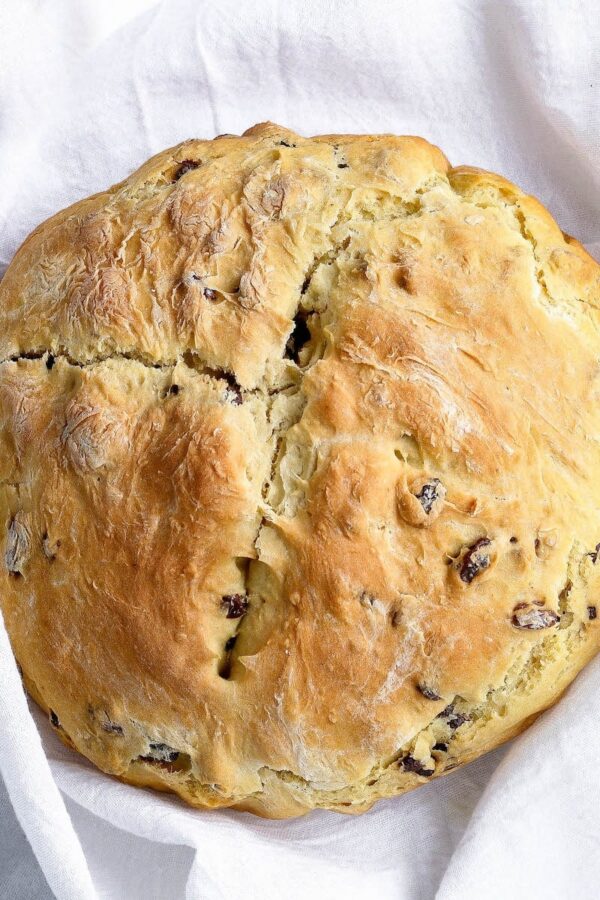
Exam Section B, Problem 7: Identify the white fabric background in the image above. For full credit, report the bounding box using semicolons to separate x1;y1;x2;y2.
0;1;599;898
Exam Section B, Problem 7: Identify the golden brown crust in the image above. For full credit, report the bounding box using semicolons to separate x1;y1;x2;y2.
1;123;599;817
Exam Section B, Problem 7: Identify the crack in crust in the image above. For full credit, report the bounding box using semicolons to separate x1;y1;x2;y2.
225;223;355;676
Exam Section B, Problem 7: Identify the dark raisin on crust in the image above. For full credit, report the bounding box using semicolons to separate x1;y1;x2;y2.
400;756;434;777
173;159;200;181
511;604;560;630
169;384;180;396
510;536;518;544
586;543;600;564
277;140;296;148
141;742;180;763
437;704;470;730
459;537;492;583
285;310;311;363
588;605;597;621
337;163;349;169
221;594;248;619
433;742;448;752
102;719;124;735
203;287;218;301
219;634;239;680
49;709;60;728
415;478;443;515
46;354;55;370
447;712;470;730
417;684;441;701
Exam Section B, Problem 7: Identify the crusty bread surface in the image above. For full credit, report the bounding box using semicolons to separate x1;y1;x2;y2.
1;123;599;817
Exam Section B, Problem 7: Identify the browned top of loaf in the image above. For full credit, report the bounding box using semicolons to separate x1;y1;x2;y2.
0;122;599;817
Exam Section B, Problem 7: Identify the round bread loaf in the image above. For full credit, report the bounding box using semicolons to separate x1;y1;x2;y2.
1;123;599;818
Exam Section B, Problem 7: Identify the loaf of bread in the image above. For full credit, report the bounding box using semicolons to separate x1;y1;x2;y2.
1;123;599;817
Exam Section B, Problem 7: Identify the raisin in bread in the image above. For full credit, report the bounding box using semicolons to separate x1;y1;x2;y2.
1;123;599;818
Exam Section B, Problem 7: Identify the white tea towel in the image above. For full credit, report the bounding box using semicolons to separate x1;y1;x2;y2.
0;1;599;898
0;621;96;900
